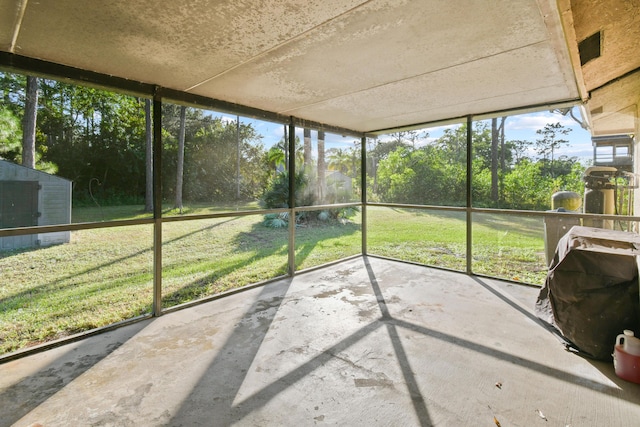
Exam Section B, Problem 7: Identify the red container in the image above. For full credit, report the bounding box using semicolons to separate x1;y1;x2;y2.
613;345;640;384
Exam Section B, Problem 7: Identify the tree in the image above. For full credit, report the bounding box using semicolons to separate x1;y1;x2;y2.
22;76;38;169
175;116;264;203
283;124;289;168
376;147;415;203
327;147;351;174
175;105;186;212
535;122;571;177
303;128;312;170
438;125;469;164
317;130;326;203
0;106;22;159
235;116;241;200
510;139;530;165
267;145;286;178
144;99;153;212
349;144;360;179
374;139;469;206
161;104;213;202
370;135;411;161
502;159;550;210
388;130;427;149
490;117;506;203
32;79;147;202
261;169;308;209
368;134;416;195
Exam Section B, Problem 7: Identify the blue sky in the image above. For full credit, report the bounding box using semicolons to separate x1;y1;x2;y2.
220;106;594;162
501;109;592;161
219;114;361;150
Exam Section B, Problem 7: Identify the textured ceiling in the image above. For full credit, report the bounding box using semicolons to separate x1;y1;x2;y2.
0;0;636;135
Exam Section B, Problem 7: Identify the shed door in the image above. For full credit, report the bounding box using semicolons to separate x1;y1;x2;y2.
0;181;39;228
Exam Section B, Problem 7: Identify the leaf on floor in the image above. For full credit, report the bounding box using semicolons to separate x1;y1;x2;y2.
494;416;501;427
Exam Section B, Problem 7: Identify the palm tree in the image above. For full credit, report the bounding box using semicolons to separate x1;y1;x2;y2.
317;131;326;203
267;144;286;179
303;128;312;170
327;147;351;175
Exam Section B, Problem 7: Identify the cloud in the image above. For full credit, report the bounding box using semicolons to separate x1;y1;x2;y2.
219;114;238;123
428;124;460;133
505;111;577;132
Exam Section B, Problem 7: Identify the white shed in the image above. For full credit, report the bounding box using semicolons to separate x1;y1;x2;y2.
0;159;72;250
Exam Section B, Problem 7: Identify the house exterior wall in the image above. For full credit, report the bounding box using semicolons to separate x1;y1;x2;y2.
631;103;640;219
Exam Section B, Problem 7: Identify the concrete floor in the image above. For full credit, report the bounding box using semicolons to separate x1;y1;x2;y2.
2;256;640;426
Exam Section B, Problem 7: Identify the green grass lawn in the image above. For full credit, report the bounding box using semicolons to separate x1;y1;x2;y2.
0;204;547;355
367;207;547;283
367;207;468;270
160;216;290;306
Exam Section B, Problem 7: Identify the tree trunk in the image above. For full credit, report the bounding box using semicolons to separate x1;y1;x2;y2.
498;117;506;203
317;131;326;204
490;118;499;203
371;140;378;194
144;99;153;212
236;115;241;201
22;76;38;169
175;105;186;212
283;124;288;170
303;128;312;169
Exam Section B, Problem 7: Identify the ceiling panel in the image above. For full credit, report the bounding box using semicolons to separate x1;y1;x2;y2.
190;0;553;104
9;0;368;90
0;0;21;51
283;42;578;131
0;0;586;133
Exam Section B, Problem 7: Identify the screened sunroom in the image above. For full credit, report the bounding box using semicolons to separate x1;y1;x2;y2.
1;0;640;425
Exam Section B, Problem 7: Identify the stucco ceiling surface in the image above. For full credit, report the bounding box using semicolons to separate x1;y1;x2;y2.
0;0;595;133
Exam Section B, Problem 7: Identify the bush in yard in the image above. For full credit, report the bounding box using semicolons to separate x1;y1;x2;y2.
260;170;358;227
260;170;310;209
262;213;288;228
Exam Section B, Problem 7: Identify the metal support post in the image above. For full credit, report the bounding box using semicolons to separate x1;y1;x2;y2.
361;136;367;255
466;115;473;275
152;89;163;316
287;119;296;276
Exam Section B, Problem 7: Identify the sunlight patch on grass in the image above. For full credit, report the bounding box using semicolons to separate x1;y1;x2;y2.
472;212;546;284
295;217;362;270
367;207;547;284
0;224;154;353
367;207;467;271
161;215;289;308
1;204;550;355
